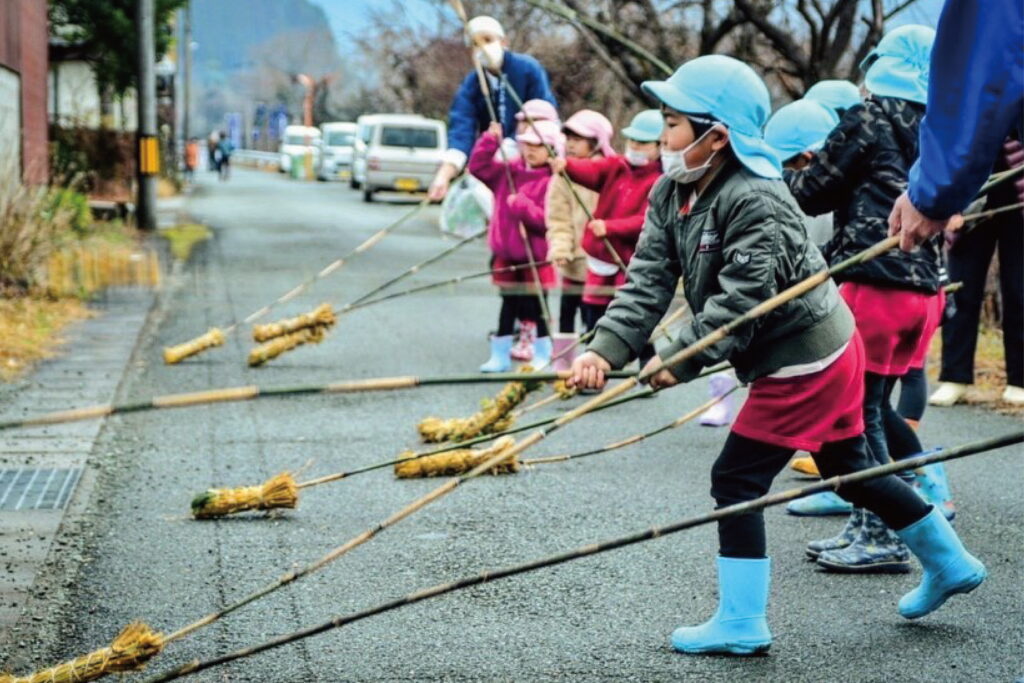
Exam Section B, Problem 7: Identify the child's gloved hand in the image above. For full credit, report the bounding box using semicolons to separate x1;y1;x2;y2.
641;356;679;390
548;157;567;175
587;219;607;238
568;351;611;390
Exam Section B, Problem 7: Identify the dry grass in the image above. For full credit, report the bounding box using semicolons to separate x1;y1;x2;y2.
0;296;93;381
927;326;1021;416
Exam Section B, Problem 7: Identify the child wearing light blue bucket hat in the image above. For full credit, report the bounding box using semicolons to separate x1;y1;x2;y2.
568;53;986;657
804;79;862;116
787;25;964;579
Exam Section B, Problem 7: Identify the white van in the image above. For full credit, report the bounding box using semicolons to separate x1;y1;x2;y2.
350;114;386;190
278;125;321;174
316;121;357;181
359;115;447;202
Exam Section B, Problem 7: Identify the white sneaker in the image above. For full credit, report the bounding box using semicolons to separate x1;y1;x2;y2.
1001;385;1024;405
928;382;969;407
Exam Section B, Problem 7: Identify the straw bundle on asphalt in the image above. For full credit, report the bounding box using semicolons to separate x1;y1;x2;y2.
191;472;298;519
417;372;540;443
251;303;336;342
0;622;163;683
162;328;225;365
395;435;520;478
247;326;326;367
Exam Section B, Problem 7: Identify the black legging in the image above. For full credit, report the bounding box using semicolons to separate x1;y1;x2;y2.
897;367;928;422
497;294;549;337
559;292;582;334
711;432;930;558
864;373;924;477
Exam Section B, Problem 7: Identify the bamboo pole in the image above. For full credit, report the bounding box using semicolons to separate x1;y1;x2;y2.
0;370;635;433
522;387;738;466
498;72;628;273
141;431;1023;683
975;165;1023;197
343;229;486;309
163;198;430;364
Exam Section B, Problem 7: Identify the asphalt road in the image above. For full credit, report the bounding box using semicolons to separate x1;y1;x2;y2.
21;169;1024;681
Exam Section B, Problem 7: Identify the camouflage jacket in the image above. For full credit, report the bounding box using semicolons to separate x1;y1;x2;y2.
786;96;942;293
589;161;854;384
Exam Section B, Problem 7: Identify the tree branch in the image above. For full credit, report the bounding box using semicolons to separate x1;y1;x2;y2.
732;0;810;74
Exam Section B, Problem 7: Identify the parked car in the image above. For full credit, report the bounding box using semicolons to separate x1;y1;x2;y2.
278;125;321;174
316;121;357;181
359;115;446;202
350;114;385;190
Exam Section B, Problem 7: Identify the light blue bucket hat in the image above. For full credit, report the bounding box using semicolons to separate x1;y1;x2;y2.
765;100;840;163
641;55;781;179
804;80;862;114
860;24;935;105
620;109;664;142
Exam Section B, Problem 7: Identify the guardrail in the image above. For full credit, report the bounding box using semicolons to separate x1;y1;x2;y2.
232;149;280;171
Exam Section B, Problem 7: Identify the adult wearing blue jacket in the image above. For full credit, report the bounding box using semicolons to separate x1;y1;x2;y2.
888;0;1024;250
428;16;558;201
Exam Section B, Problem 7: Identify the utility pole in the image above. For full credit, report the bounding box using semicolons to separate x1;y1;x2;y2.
183;1;192;141
136;0;158;230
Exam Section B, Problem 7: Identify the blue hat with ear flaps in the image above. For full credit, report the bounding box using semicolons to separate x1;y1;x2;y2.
861;24;934;105
620;109;664;142
765;99;840;162
804;80;862;113
641;55;781;179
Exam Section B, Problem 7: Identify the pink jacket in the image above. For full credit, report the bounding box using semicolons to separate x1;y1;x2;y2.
468;132;553;264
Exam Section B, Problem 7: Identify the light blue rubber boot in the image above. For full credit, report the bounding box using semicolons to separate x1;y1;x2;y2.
785;491;853;516
671;556;772;655
908;451;955;521
532;336;553;369
479;335;513;373
895;507;986;619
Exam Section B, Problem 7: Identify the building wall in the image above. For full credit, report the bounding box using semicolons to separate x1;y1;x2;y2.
0;0;49;183
49;61;138;131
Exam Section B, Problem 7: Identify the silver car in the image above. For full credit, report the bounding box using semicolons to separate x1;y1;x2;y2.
360;115;446;202
316;122;357;181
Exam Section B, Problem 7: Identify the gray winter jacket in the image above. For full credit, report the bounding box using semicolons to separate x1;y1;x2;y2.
589;160;854;384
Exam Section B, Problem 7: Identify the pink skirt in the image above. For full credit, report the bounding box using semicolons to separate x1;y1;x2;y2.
731;332;866;452
909;288;945;370
491;256;556;291
840;281;935;376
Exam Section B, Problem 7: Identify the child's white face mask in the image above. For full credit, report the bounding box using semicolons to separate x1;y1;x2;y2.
660;127;718;184
624;147;652;167
474;42;504;71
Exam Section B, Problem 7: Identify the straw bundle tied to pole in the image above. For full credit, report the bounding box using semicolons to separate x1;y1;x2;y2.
0;622;164;683
247;325;328;367
162;328;226;365
162;198;429;364
182;385;653;520
251;303;337;342
139;433;1023;683
191;471;298;519
417;369;542;443
396;435;521;478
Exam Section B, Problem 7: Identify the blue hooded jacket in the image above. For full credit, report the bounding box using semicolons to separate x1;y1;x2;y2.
908;0;1024;219
446;51;557;163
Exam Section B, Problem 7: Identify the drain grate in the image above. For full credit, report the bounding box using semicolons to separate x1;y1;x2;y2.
0;467;82;511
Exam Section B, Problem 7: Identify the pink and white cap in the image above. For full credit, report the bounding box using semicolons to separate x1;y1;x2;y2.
562;109;615;158
515;99;559;124
516;119;565;157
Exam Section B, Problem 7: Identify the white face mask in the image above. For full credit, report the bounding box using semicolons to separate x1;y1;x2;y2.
624;147;651;167
660;127;718;184
474;42;504;71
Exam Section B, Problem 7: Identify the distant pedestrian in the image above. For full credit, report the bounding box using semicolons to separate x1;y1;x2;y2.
217;131;233;181
184;137;200;183
207;131;220;173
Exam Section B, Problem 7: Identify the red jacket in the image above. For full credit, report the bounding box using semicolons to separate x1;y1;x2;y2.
566;155;662;265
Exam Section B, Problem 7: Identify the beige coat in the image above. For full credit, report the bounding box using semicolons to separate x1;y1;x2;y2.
544;175;596;282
